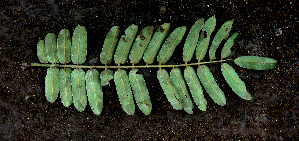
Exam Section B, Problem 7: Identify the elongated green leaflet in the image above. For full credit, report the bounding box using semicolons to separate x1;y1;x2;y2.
183;18;204;63
71;69;87;112
45;33;58;63
71;25;87;65
143;23;170;64
157;26;187;64
184;67;207;111
221;63;252;100
197;65;226;106
209;19;234;60
221;32;238;59
196;16;216;62
157;69;182;110
59;68;72;107
170;68;194;114
37;40;48;63
86;69;103;115
114;24;138;64
57;29;71;64
100;69;114;86
100;26;120;65
114;69;135;115
129;69;152;115
45;67;59;103
234;56;277;70
129;26;154;64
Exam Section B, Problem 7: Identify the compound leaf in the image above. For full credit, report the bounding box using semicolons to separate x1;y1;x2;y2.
57;29;71;64
45;67;59;103
221;32;238;59
114;69;135;115
170;68;194;114
100;69;114;86
100;26;120;65
86;69;103;115
37;40;48;63
157;26;187;64
71;68;87;112
59;68;72;107
221;63;252;100
143;23;170;64
71;25;87;65
129;26;154;64
157;69;182;110
197;65;226;106
183;18;204;63
184;66;207;111
45;33;58;64
234;56;277;70
114;24;138;64
209;19;234;60
129;69;152;115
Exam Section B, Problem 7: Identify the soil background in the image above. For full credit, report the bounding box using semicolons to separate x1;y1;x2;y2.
1;0;298;140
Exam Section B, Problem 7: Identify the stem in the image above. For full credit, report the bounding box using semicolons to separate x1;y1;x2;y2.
22;59;234;69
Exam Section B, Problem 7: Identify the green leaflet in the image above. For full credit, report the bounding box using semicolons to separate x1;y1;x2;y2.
184;67;207;111
86;69;103;115
129;69;152;115
114;69;135;115
183;18;204;63
129;26;154;64
234;56;277;70
37;40;48;63
196;16;216;62
221;32;238;59
45;33;58;64
157;26;187;64
71;69;87;112
170;68;194;114
100;26;120;65
57;29;71;64
100;69;114;86
71;25;87;65
209;19;234;60
157;69;182;110
221;63;252;100
143;23;170;64
59;68;72;107
45;67;59;103
114;24;138;64
197;65;226;106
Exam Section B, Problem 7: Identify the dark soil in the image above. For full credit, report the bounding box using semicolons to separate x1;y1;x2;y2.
1;0;298;140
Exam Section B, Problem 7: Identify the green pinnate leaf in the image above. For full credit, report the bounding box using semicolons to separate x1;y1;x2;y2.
45;33;58;64
129;26;154;64
71;25;87;65
157;26;187;64
157;69;182;110
129;69;152;115
45;67;59;103
37;40;48;63
100;26;120;65
221;63;252;100
114;69;135;115
71;68;87;112
86;69;103;115
57;29;71;64
100;69;114;86
184;66;207;111
183;18;204;63
221;32;238;59
143;23;170;65
170;68;194;114
197;65;226;106
59;68;72;107
114;24;138;64
234;56;277;70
